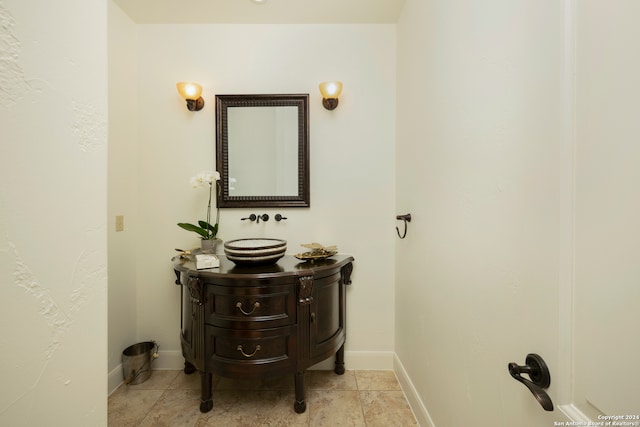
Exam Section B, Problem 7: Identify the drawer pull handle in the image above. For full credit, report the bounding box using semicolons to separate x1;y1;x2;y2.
236;301;260;315
237;344;261;358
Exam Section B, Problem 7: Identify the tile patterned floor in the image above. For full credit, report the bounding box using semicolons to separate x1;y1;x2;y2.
108;370;418;426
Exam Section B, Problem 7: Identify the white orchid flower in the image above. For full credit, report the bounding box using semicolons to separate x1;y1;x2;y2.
180;170;222;241
190;171;220;188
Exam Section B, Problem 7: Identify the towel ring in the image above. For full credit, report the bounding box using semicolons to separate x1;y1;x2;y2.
395;214;412;239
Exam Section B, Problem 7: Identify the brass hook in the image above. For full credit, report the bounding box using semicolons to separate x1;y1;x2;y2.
396;214;412;239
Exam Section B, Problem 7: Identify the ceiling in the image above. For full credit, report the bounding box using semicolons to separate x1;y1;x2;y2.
112;0;406;24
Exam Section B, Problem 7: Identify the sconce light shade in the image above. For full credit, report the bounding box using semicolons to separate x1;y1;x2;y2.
319;81;343;110
176;82;204;111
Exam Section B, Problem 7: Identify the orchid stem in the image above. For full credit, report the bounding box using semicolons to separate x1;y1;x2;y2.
206;182;212;239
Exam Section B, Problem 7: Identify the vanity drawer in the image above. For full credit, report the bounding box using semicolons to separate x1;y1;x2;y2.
207;325;297;377
206;283;296;329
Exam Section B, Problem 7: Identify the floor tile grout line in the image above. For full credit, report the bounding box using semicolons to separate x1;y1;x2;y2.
141;389;166;424
357;390;369;427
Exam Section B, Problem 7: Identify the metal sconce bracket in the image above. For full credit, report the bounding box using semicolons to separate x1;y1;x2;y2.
322;98;339;110
186;97;204;111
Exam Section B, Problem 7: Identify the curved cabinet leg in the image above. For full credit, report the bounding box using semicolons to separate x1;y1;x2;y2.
184;361;196;375
199;372;213;413
294;371;307;413
334;345;345;375
294;399;307;414
200;399;213;413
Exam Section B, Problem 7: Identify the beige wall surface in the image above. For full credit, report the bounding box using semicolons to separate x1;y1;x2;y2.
107;20;397;379
396;1;640;425
574;0;640;416
395;1;569;425
107;0;139;391
6;0;634;423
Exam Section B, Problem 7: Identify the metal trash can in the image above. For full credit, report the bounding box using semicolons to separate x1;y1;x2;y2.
122;341;158;385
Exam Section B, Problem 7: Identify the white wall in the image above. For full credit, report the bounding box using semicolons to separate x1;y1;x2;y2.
574;0;640;416
0;0;108;425
123;24;397;371
395;1;568;425
107;1;140;391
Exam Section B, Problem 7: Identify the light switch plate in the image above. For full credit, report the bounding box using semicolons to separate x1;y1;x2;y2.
115;215;124;232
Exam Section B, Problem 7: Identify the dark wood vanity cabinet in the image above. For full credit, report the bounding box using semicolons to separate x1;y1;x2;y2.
173;254;354;413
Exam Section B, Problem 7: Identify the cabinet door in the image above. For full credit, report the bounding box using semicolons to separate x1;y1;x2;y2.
309;270;346;361
179;276;207;371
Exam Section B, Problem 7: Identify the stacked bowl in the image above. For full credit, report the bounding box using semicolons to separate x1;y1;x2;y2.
223;238;287;265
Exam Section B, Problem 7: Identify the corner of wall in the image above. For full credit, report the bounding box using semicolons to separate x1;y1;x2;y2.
394;354;436;427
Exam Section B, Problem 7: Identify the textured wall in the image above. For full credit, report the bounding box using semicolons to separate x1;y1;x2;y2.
0;0;108;425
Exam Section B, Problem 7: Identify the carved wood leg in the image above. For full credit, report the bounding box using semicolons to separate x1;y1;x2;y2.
334;344;345;375
199;372;213;413
184;361;196;375
294;371;307;413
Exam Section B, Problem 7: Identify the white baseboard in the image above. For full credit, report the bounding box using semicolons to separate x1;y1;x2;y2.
109;349;396;394
108;350;185;395
558;403;593;423
108;364;123;396
110;348;435;427
345;350;395;370
150;350;185;370
394;354;436;427
310;350;395;370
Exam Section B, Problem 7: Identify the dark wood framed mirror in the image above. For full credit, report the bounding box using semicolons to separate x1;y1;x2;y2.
216;94;310;208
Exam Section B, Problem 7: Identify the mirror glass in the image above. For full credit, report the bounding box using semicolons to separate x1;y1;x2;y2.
216;94;309;208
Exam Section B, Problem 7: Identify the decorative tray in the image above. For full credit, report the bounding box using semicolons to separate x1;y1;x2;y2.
294;243;338;261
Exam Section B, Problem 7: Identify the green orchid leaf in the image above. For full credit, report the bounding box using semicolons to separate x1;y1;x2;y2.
198;220;213;230
177;222;209;239
198;221;218;237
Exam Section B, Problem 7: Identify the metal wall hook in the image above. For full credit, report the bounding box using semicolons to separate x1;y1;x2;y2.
395;214;412;239
508;353;554;411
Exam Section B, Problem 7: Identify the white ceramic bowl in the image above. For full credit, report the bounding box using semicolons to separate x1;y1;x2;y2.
224;238;287;265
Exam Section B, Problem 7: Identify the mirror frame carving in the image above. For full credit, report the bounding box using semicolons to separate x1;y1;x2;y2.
216;94;310;208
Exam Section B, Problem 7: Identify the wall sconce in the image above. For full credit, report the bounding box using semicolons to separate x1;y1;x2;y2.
176;82;204;111
319;81;343;110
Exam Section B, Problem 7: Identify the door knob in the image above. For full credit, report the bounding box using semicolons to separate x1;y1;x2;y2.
508;353;554;411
